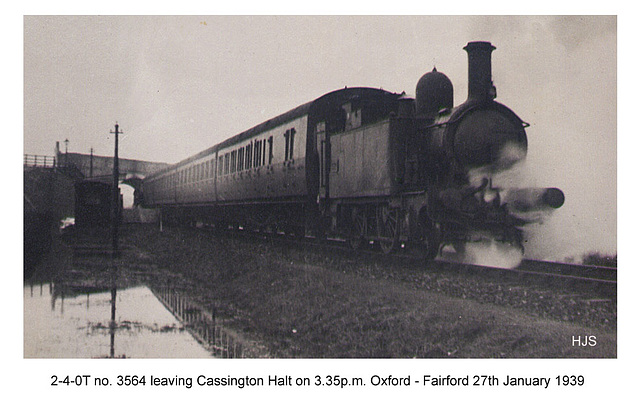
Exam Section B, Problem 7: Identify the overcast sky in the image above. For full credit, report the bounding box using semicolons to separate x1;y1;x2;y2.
23;15;617;260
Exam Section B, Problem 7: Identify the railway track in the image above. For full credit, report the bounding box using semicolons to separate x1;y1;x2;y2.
193;224;617;300
518;258;617;282
431;257;616;299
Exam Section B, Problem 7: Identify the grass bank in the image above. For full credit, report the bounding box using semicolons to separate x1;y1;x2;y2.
117;224;616;358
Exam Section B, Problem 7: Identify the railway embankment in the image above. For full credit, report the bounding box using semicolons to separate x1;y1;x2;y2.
122;224;616;358
42;223;616;358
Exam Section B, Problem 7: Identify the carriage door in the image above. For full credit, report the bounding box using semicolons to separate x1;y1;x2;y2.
317;121;330;200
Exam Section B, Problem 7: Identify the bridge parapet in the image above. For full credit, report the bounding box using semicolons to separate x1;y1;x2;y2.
55;151;170;181
24;154;56;168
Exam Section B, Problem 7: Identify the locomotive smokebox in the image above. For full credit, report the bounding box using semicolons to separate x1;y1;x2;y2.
464;41;496;102
503;187;565;212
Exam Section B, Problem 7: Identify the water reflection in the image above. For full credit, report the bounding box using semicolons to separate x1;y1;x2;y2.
24;282;213;358
109;285;116;358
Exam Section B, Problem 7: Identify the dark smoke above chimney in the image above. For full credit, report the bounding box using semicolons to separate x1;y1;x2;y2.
464;41;497;102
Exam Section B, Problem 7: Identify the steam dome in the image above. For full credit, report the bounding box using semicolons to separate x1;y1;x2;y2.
415;67;454;118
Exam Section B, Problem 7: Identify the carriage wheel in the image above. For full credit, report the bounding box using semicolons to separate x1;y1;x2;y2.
348;208;367;250
378;205;399;254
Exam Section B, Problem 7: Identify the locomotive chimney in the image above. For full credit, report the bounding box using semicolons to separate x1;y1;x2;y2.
464;41;496;102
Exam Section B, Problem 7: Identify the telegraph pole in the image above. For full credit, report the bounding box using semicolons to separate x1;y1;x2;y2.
109;123;122;358
110;123;122;255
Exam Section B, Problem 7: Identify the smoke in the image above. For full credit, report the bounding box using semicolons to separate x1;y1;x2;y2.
467;141;528;186
440;237;524;269
469;149;615;263
462;240;524;269
461;140;567;265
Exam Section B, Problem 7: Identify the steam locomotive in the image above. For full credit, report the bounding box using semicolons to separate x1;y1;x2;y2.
143;41;564;259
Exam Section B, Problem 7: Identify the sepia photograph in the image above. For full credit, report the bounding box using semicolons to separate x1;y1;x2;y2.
16;9;629;408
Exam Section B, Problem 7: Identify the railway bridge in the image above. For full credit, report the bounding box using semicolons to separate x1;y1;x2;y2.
52;145;169;190
25;147;168;209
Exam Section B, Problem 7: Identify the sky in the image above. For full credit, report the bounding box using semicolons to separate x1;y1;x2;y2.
23;15;617;261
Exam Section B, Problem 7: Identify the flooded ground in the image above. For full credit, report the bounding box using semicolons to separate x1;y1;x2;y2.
24;283;213;358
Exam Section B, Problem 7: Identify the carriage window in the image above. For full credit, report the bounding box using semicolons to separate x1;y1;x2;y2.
289;128;295;160
258;140;265;166
256;140;261;167
268;136;273;164
231;151;236;174
284;131;290;161
254;140;260;168
284;128;296;161
224;153;230;175
238;147;244;171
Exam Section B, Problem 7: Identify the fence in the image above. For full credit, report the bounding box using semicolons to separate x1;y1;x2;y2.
24;154;56;168
152;285;246;358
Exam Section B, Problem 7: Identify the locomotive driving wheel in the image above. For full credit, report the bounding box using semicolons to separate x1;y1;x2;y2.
349;208;367;250
411;211;441;260
377;205;399;254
